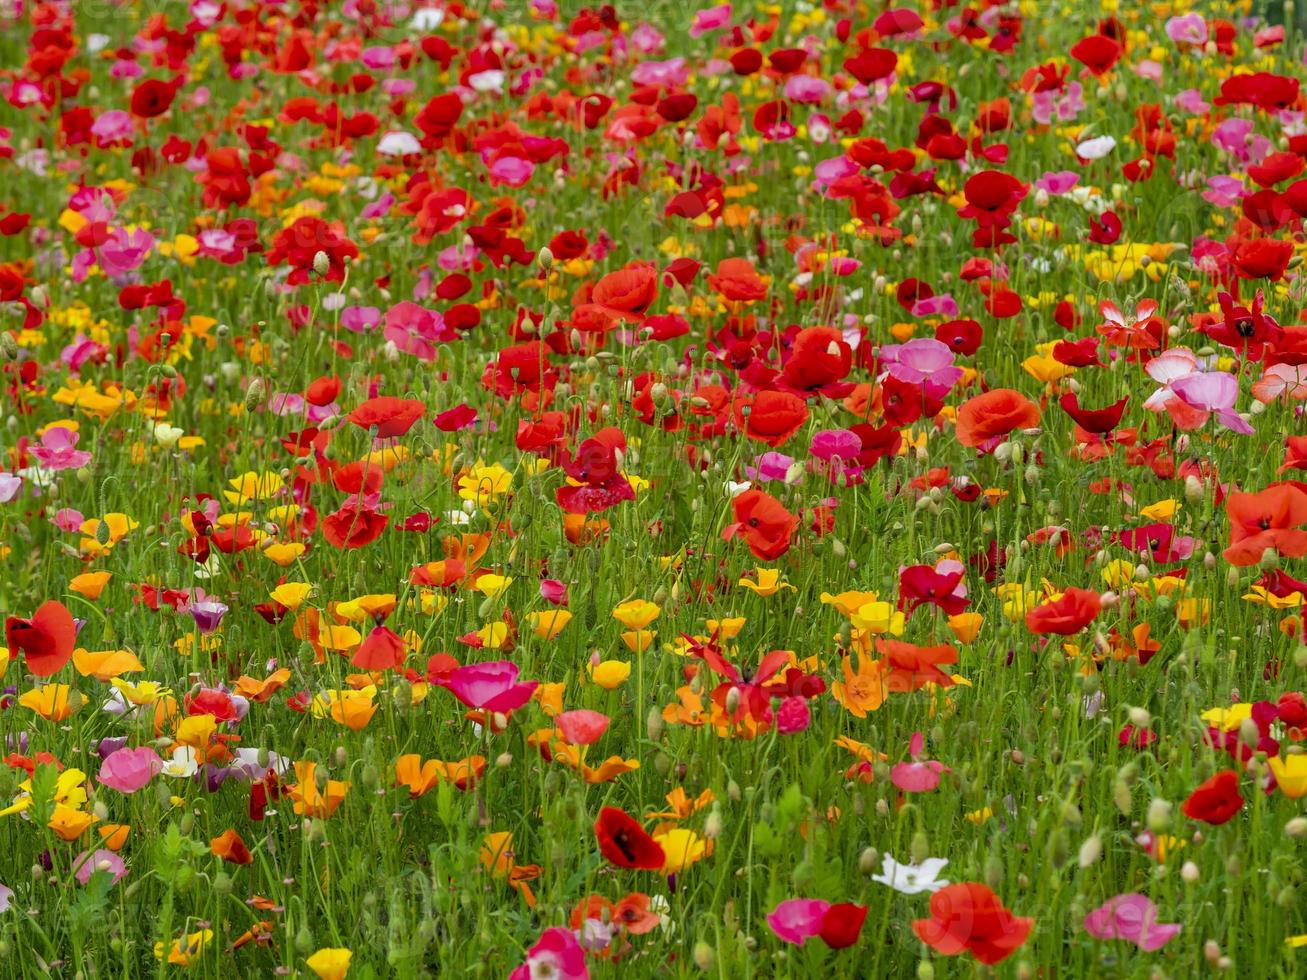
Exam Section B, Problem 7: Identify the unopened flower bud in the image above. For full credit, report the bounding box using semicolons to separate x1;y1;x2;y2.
312;250;331;276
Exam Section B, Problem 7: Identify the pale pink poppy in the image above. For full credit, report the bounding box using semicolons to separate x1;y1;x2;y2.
98;746;164;794
555;710;609;745
1084;894;1181;951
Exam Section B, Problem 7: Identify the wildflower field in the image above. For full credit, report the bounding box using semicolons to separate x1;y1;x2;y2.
4;0;1307;976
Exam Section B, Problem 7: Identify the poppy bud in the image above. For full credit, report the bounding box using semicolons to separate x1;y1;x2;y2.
0;333;16;361
984;854;1004;889
916;962;935;980
1238;717;1260;749
495;752;512;768
724;686;741;715
1147;798;1172;831
214;871;233;896
703;807;722;840
692;941;715;971
1047;829;1070;868
295;925;314;954
244;378;266;413
537;245;554;270
180;813;194;836
646;707;664;742
1286;817;1307;839
1078;835;1102;868
910;830;930;864
858;847;878;874
1204;941;1222;964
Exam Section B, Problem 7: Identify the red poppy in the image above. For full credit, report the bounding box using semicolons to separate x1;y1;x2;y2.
1025;587;1102;635
265;216;359;285
1214;72;1300;112
1223;484;1307;566
594;807;665;870
725;489;800;561
957;170;1027;225
734;390;809;447
819;903;869;949
1059;393;1128;433
934;318;983;356
1070;34;1123;76
878;638;959;691
321;500;389;550
1233;238;1294;281
844;47;897;84
912;883;1033;965
706;258;769;302
347;397;425;438
1181;769;1243;825
781;326;853;395
6;600;76;678
585;262;658;322
897;565;969;616
954;388;1040;449
130;78;178;118
352;626;406;670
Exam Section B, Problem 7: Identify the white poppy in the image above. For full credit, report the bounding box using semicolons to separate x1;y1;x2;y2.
1075;135;1117;160
871;855;950;895
377;130;421;157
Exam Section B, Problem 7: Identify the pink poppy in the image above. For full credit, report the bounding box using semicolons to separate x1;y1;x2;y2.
441;661;538;712
1084;894;1181;951
555;710;609;745
509;927;588;980
98;746;164;794
72;849;128;885
768;898;831;945
31;427;92;472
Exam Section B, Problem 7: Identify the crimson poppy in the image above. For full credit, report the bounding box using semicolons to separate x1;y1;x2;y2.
1059;393;1128;433
819;903;869;949
1181;770;1244;825
594;807;665;870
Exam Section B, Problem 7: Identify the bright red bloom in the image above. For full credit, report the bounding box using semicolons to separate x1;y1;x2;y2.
130;78;178;118
877;638;959;691
1059;393;1128;433
594;807;665;870
352;626;406;671
734;390;809;447
912;883;1033;965
321;500;389;550
819;903;869;948
1025;588;1102;635
1223;484;1307;566
1070;34;1123;76
266;216;359;285
347;397;425;438
725;489;800;561
587;262;658;321
6;600;76;678
954;389;1040;449
1181;769;1243;825
957;170;1027;225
